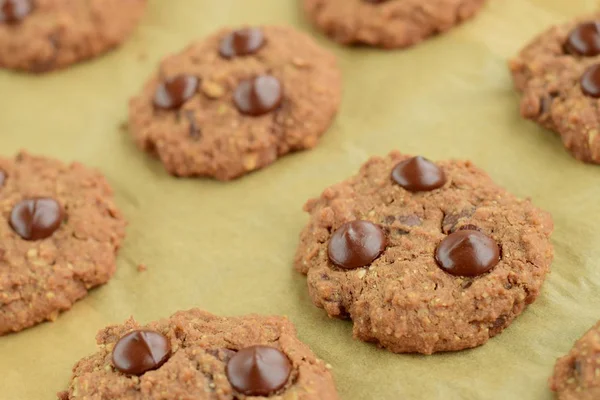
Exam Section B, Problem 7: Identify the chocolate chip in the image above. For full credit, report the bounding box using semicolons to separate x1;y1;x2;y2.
581;64;600;98
10;198;64;241
435;230;500;277
565;22;600;56
328;220;387;269
154;75;199;110
540;95;555;116
234;75;283;116
442;208;474;234
226;345;292;396
219;28;265;58
112;330;171;376
397;215;421;226
391;156;446;192
459;224;480;232
384;215;396;224
0;0;33;24
207;348;237;362
0;170;5;187
573;360;583;375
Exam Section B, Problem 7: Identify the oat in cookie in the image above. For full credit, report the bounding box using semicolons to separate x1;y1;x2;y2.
294;151;554;354
509;14;600;164
0;0;147;72
0;152;126;334
302;0;487;49
550;321;600;400
128;25;342;181
58;309;339;400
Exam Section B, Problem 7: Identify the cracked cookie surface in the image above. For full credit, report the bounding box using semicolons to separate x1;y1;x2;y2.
550;320;600;400
58;309;339;400
128;25;342;181
509;14;600;164
0;0;147;72
0;152;126;334
302;0;486;49
294;151;554;354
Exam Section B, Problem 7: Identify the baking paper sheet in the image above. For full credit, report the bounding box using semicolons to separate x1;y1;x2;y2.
1;0;600;398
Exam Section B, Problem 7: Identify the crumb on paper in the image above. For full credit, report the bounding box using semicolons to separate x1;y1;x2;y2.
137;264;147;272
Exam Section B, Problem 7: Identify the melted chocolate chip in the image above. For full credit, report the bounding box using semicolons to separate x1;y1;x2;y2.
0;0;33;24
435;230;500;277
233;75;283;116
220;28;265;58
565;22;600;56
10;198;64;241
226;346;291;396
392;156;446;192
328;220;387;269
581;64;600;98
154;75;199;110
112;330;171;376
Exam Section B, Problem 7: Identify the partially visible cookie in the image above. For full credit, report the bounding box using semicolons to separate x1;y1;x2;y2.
550;321;600;399
0;0;147;72
0;152;126;334
302;0;486;49
128;25;342;181
294;151;554;354
510;14;600;164
58;309;339;400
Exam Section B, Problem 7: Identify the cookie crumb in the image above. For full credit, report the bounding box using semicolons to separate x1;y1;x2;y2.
137;264;147;272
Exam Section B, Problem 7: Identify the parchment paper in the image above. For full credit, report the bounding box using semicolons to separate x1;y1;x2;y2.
1;0;600;399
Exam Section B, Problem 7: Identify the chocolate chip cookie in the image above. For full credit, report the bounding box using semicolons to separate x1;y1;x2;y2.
58;309;339;399
0;0;147;72
510;14;600;164
128;25;342;181
302;0;487;49
0;152;126;334
550;321;600;399
294;151;554;354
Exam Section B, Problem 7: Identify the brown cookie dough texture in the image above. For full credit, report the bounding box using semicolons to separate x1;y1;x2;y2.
59;309;339;400
302;0;486;49
0;152;126;334
509;14;600;164
128;25;342;181
0;0;147;72
294;151;554;354
550;321;600;400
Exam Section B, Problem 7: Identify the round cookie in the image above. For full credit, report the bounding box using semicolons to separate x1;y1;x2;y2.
0;152;126;334
58;309;339;399
302;0;487;49
550;321;600;399
128;25;342;181
509;14;600;164
294;151;554;354
0;0;147;72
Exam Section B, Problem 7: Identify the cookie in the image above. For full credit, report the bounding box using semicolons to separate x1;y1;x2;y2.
302;0;486;49
294;152;554;354
550;321;600;399
58;308;339;399
128;25;342;181
0;0;146;72
509;15;600;164
0;152;126;334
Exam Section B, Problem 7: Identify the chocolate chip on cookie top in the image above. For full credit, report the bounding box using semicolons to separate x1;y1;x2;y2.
564;22;600;56
153;75;199;110
220;28;265;58
10;198;64;241
0;0;33;24
112;330;171;376
435;230;501;277
581;64;600;98
226;345;292;396
234;75;283;116
392;156;447;192
328;220;387;269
